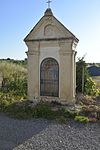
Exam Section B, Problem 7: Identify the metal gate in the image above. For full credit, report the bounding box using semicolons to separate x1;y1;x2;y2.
40;58;59;97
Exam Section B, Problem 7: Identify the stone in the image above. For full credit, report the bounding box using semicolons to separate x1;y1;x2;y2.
24;9;79;104
89;118;97;122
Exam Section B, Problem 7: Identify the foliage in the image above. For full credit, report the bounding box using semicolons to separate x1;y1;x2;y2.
76;57;98;96
4;101;33;119
96;89;100;96
74;115;89;123
55;116;67;124
0;100;75;123
32;102;54;119
76;57;89;93
0;58;27;68
1;99;96;123
0;101;67;122
62;108;79;119
0;92;26;112
0;61;27;97
32;102;67;123
85;77;97;96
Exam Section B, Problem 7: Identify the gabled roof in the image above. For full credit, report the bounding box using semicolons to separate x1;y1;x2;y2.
24;8;79;43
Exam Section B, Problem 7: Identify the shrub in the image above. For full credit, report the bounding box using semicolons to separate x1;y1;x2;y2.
74;115;89;123
32;102;53;119
0;61;27;97
76;57;98;96
76;57;89;93
4;101;33;119
63;108;78;119
96;89;100;96
85;77;97;96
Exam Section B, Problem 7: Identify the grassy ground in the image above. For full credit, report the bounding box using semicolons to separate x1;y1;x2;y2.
0;92;100;123
0;98;90;124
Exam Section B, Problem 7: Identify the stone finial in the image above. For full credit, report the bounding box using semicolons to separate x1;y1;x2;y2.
44;8;53;16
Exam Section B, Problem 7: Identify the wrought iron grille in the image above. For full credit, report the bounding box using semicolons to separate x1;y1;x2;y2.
40;58;59;97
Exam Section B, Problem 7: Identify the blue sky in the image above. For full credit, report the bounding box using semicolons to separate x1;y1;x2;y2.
0;0;100;62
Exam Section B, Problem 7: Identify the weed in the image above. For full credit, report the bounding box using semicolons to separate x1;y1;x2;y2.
55;116;67;124
74;115;89;123
62;108;78;119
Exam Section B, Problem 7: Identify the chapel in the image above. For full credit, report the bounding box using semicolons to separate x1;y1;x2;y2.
24;8;79;104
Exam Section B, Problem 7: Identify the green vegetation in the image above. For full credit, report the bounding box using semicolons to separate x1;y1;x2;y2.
4;101;68;123
76;57;100;96
0;58;27;68
0;60;27;97
85;77;99;96
0;92;25;112
76;57;88;93
3;101;33;119
0;59;27;114
0;91;98;123
62;108;78;119
0;59;99;123
0;98;90;123
74;116;89;123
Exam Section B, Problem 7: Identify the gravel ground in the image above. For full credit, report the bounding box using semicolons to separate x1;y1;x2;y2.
0;113;100;150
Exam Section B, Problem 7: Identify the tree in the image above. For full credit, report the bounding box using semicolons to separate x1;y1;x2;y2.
76;57;97;95
76;57;89;93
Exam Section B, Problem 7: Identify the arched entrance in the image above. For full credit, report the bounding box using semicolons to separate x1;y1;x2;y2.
40;58;59;97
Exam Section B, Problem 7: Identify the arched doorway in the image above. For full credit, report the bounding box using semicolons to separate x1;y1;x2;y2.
40;58;59;97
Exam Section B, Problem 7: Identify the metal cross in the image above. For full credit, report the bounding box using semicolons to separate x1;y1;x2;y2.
47;0;52;8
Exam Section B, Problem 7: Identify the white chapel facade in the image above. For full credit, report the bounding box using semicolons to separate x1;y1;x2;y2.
24;8;79;104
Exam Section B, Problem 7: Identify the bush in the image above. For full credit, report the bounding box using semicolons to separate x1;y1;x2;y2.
63;108;78;119
0;61;27;97
76;57;98;96
74;115;89;123
0;91;26;112
32;102;53;119
96;89;100;96
76;58;89;93
5;102;33;119
85;77;97;96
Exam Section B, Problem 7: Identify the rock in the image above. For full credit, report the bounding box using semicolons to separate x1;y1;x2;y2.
51;107;59;112
89;118;97;122
28;100;39;108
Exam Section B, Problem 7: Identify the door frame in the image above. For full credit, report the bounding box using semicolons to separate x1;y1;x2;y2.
40;57;59;97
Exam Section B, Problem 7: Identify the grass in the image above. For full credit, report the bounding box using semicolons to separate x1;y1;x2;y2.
0;96;90;123
0;100;68;123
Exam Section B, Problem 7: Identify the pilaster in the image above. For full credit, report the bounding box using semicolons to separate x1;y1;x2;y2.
26;42;40;100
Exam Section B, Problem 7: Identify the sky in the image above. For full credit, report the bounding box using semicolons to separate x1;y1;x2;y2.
0;0;100;62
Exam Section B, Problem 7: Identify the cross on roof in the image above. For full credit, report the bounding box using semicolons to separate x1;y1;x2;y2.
47;0;52;8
